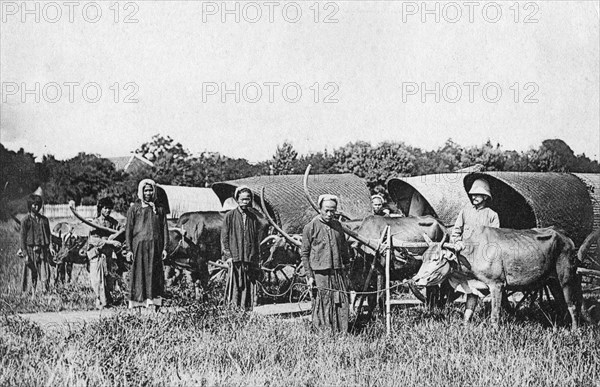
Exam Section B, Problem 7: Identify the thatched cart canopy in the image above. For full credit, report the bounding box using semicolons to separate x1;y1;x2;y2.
388;172;599;247
158;185;225;219
212;174;372;234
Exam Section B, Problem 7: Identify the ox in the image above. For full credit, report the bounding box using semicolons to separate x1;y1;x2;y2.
260;234;302;269
176;211;226;265
413;226;581;328
163;228;210;296
52;222;87;283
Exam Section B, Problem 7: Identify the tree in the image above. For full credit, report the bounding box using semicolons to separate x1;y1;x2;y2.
42;153;122;205
0;144;40;200
295;150;336;175
333;141;419;189
136;134;190;162
271;142;298;175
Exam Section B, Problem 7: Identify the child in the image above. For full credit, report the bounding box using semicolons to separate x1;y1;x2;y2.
87;197;121;309
451;178;499;250
21;194;55;295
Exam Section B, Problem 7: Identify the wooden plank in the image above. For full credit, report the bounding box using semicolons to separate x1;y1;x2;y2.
253;302;312;316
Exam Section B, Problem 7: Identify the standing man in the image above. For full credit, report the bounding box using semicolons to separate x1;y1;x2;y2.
301;194;350;332
21;194;55;296
221;186;262;310
451;178;500;322
87;197;122;309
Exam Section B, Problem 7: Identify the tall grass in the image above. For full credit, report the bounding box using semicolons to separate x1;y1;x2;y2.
1;302;599;387
2;220;600;386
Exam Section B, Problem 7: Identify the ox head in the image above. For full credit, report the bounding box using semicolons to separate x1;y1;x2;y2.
412;234;457;288
260;234;301;268
54;234;88;265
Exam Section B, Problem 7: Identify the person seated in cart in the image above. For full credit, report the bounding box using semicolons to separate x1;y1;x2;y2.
371;194;391;217
450;178;500;321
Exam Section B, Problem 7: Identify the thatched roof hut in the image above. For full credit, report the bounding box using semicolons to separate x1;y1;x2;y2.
388;172;599;247
212;174;372;234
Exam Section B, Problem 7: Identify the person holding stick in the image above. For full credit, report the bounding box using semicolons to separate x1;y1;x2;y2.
87;197;121;309
301;194;351;333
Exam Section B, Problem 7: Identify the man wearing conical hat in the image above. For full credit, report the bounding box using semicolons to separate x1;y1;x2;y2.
451;178;500;321
452;178;500;246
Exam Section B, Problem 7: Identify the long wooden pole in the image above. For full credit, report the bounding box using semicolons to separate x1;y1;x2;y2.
386;225;392;336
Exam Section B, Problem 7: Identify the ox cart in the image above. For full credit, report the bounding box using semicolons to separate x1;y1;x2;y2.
387;171;600;315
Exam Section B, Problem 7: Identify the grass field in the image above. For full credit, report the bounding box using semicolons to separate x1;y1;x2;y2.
0;221;99;313
2;222;600;386
2;303;600;386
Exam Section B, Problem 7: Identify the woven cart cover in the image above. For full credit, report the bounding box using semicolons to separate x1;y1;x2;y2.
212;174;372;234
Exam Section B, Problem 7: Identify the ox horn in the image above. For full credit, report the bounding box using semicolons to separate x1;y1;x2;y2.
69;202;121;235
260;187;301;248
578;228;600;262
302;165;382;253
302;165;321;214
169;227;187;237
422;233;433;246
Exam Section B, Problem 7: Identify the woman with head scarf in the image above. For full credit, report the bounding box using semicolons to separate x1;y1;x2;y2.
220;186;262;310
126;179;169;310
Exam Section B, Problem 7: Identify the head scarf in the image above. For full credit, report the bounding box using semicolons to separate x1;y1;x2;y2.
317;194;338;208
371;194;385;203
137;178;157;213
234;186;253;201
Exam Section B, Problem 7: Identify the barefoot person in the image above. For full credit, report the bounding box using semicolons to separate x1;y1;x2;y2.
221;186;262;310
20;194;55;295
301;194;350;332
87;197;121;309
126;179;169;311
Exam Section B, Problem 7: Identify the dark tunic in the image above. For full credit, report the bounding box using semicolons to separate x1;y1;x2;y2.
221;207;261;309
301;216;350;332
20;213;52;293
126;203;169;303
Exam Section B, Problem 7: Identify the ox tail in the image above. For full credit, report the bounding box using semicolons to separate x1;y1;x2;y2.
577;228;600;263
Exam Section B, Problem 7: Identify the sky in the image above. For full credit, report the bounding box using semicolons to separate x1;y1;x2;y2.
1;0;599;162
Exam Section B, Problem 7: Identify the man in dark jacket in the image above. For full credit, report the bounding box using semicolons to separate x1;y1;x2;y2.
301;194;350;332
221;186;262;310
21;194;55;295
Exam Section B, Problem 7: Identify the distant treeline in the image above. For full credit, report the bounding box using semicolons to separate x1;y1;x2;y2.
1;135;598;216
